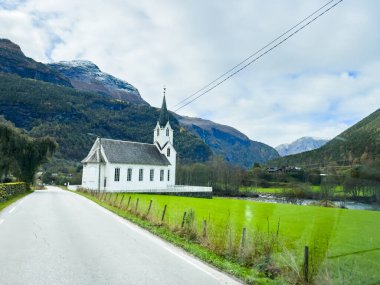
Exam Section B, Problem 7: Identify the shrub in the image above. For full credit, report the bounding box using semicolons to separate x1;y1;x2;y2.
0;182;28;202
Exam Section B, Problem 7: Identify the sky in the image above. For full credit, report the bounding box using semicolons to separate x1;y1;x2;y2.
0;0;379;147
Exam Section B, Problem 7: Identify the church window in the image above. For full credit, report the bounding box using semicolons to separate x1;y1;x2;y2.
150;169;154;181
160;169;164;181
139;169;144;181
167;170;170;181
104;177;107;187
166;128;169;136
127;168;132;181
157;128;160;136
167;148;170;157
114;168;120;182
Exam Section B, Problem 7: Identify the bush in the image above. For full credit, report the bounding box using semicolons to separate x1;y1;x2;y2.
0;182;28;202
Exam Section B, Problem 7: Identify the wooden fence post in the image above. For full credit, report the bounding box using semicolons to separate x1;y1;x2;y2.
202;220;207;238
127;196;131;209
304;245;309;283
147;200;152;215
114;193;119;206
161;205;167;222
135;198;139;212
181;211;187;228
241;227;246;254
119;195;125;208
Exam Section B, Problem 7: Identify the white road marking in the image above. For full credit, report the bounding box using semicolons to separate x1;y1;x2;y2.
0;219;4;225
9;207;16;213
70;189;241;284
113;212;234;282
115;217;220;280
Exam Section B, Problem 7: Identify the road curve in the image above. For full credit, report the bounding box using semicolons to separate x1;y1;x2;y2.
0;186;242;285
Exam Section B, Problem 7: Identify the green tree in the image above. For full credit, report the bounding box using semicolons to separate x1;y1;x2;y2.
0;118;57;186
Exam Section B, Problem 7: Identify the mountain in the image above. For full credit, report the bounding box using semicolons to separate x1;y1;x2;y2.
268;109;380;167
275;137;329;156
0;39;279;168
0;72;212;165
177;116;279;168
0;39;72;87
0;38;146;105
48;60;147;105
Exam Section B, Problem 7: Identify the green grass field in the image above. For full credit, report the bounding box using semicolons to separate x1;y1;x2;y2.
90;192;380;284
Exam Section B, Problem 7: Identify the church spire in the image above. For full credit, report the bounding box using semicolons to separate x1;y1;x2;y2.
158;87;169;127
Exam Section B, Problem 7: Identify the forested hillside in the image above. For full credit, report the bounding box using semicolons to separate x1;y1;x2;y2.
269;108;380;167
0;73;212;165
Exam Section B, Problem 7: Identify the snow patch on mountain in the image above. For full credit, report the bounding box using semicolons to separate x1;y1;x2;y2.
48;60;147;105
275;136;329;156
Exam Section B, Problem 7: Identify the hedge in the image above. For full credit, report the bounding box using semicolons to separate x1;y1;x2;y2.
0;182;28;202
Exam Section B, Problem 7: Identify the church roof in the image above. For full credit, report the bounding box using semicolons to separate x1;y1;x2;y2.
158;95;169;127
83;138;171;166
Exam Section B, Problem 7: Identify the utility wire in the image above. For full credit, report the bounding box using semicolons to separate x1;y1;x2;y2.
172;0;337;109
173;0;343;112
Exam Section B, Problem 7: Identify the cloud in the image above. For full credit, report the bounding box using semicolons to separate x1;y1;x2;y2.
0;0;379;147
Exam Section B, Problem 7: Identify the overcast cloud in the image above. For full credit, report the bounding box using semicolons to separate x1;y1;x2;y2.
0;0;379;147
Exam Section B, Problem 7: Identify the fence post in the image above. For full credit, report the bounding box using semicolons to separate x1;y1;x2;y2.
147;200;152;215
114;193;119;206
119;195;125;208
241;227;246;253
127;196;131;209
135;198;139;212
304;245;309;283
202;220;207;238
161;205;167;222
181;211;187;228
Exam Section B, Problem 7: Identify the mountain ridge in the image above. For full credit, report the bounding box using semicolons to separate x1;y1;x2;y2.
0;38;72;87
275;136;329;156
48;60;148;105
268;109;380;167
177;116;279;168
0;38;280;168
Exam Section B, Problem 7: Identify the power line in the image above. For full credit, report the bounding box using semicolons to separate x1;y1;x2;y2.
172;0;337;109
173;0;344;112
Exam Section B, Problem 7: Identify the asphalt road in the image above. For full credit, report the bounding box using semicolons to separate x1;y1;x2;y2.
0;186;242;285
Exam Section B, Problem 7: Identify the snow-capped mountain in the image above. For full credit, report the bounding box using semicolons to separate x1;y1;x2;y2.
275;137;329;156
48;60;147;105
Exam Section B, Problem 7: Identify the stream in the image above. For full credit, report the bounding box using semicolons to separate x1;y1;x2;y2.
240;194;380;211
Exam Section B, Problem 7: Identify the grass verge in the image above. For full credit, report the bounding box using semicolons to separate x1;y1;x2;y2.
0;191;32;212
73;190;275;285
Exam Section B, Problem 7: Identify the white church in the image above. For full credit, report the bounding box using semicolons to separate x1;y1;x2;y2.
81;94;211;194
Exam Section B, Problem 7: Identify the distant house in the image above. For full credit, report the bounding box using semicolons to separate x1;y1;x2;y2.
266;167;282;173
81;95;176;192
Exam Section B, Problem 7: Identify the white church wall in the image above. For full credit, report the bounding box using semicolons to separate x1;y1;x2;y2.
81;163;107;190
83;163;173;192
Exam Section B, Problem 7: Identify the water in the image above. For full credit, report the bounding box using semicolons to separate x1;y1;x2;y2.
241;194;380;211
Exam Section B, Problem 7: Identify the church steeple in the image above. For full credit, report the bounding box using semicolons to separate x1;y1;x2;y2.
158;88;169;127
